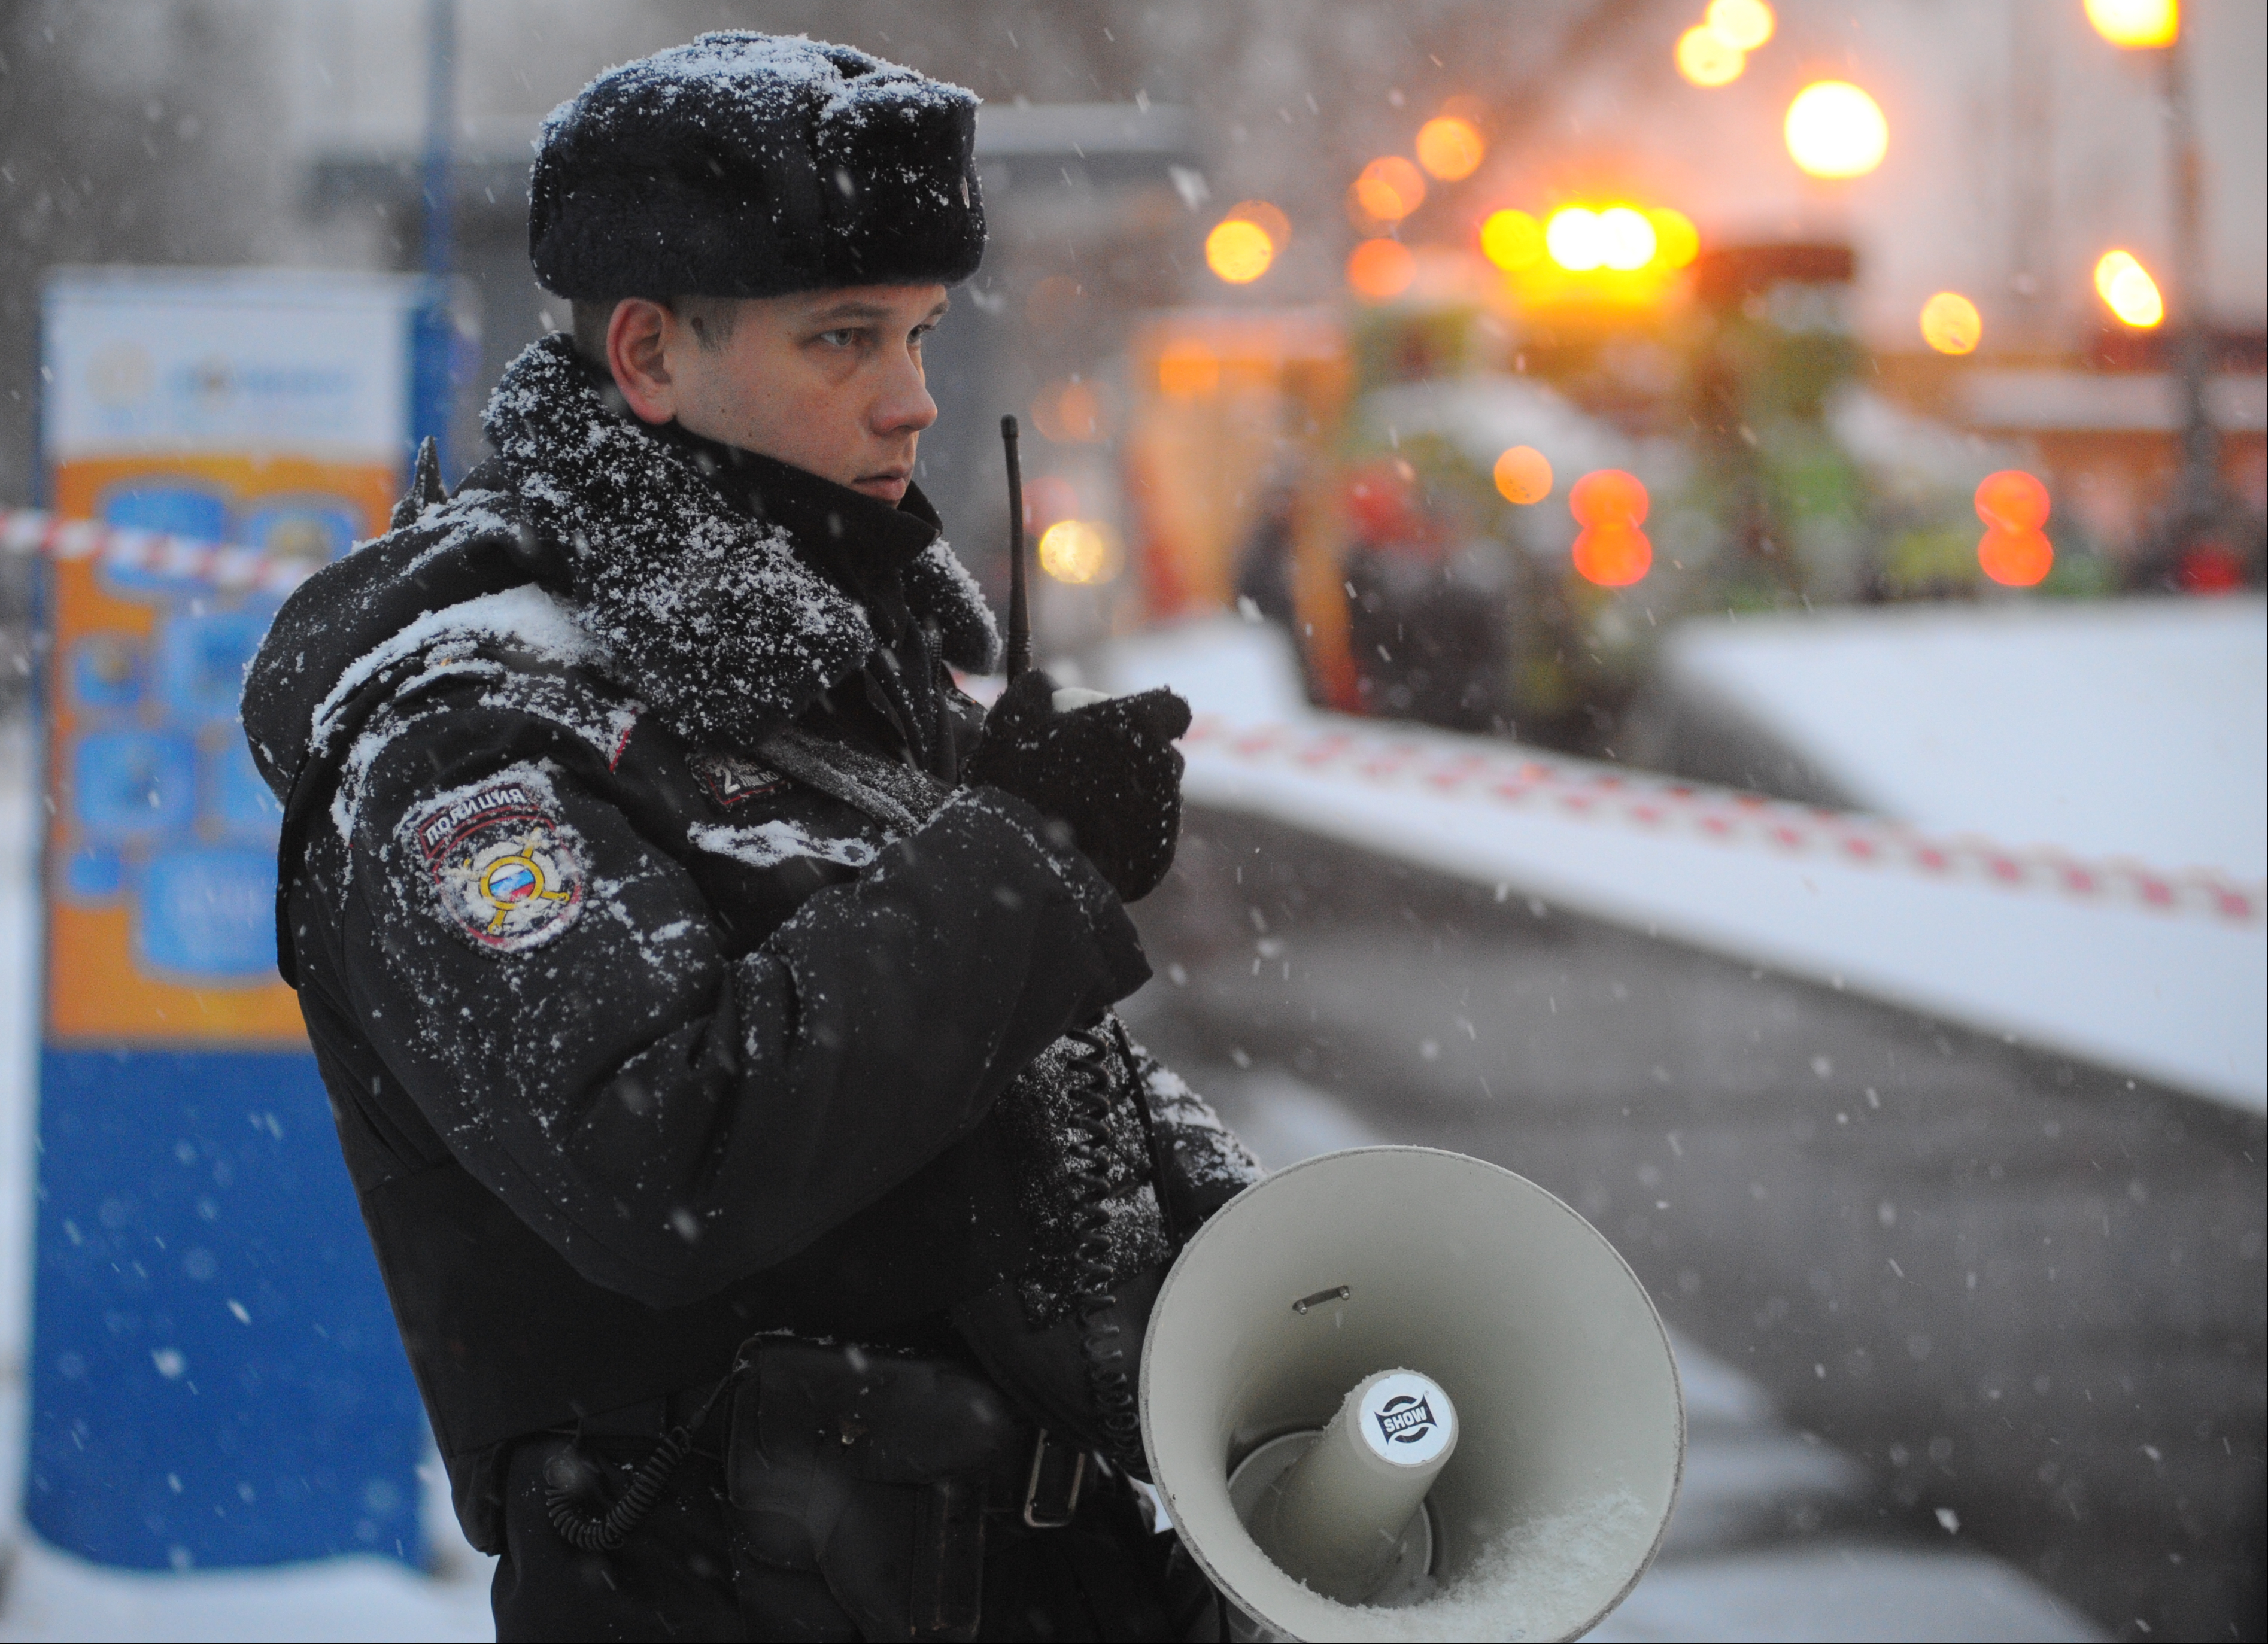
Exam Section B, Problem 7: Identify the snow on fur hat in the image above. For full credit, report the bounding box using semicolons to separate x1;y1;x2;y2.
530;32;985;300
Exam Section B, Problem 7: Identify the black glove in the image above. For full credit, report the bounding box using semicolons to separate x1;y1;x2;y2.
965;670;1192;902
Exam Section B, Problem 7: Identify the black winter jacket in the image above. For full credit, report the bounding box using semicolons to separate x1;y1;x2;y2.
240;336;1257;1548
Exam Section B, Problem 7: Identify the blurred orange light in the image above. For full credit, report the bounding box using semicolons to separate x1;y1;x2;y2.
1648;208;1701;269
1347;238;1418;300
2093;249;2164;327
1226;199;1292;249
1677;25;1745;87
1416;116;1486;181
1978;527;2054;587
1493;446;1554;505
1975;470;2050;532
1598;206;1658;271
1353;156;1428;222
1570;469;1650;529
1480;209;1546;271
1157;339;1220;397
1206;218;1276;284
1707;0;1777;51
1785;81;1888;179
1546;207;1605;271
1033;378;1113;443
2084;0;2178;48
1574;525;1654;587
1920;291;1983;355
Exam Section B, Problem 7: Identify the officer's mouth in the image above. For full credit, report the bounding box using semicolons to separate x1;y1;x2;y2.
851;469;912;503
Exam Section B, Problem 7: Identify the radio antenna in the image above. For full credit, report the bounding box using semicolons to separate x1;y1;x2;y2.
1001;414;1031;683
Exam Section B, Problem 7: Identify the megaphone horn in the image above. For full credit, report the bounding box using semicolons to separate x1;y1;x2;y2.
1140;1147;1684;1643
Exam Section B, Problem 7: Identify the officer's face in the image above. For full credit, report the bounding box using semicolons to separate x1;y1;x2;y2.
606;285;947;504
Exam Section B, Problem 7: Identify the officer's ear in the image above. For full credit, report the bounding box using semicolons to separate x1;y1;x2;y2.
606;299;683;426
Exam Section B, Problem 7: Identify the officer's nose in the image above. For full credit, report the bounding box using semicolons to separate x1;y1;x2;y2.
872;347;939;441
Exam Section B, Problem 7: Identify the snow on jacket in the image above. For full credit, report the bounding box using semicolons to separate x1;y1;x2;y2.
239;335;1258;1532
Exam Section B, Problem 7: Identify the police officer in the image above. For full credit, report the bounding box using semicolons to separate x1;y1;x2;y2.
242;32;1257;1642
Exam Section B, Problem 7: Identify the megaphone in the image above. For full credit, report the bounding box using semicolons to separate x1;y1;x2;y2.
1140;1147;1684;1642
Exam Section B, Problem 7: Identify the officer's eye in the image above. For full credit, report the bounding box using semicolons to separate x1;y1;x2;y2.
815;327;865;350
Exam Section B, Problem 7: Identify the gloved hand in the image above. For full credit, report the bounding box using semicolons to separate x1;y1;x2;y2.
965;670;1192;902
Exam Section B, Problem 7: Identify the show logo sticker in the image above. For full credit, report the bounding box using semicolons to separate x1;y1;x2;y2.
1358;1370;1458;1468
406;772;585;953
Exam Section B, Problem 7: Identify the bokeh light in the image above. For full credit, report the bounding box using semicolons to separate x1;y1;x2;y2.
1677;25;1745;87
1031;378;1114;443
1352;156;1428;222
1227;199;1292;249
1493;446;1554;505
1975;470;2051;532
1574;525;1654;587
2084;0;2178;48
1415;116;1486;181
1569;469;1650;528
1037;519;1122;585
1598;206;1659;271
1545;207;1605;271
1205;218;1274;284
1156;339;1219;397
1920;291;1983;355
2094;249;2165;327
1648;208;1701;269
1785;81;1889;178
1346;238;1418;300
1480;209;1546;271
1978;527;2053;587
1706;0;1777;51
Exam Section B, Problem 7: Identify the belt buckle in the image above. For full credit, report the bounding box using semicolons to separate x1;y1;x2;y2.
1021;1429;1086;1530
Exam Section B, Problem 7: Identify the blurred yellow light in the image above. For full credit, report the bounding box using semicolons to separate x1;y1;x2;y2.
1677;25;1745;87
1353;156;1428;222
1546;207;1605;271
1706;0;1776;51
1919;291;1982;355
1415;116;1486;181
1206;219;1275;284
1785;81;1888;178
1598;206;1657;271
1493;445;1553;505
1480;209;1546;271
1037;519;1121;585
1648;207;1700;269
2084;0;2178;48
2094;249;2165;327
1347;238;1418;300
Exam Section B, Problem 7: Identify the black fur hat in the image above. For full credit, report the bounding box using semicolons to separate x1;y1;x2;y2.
530;32;985;300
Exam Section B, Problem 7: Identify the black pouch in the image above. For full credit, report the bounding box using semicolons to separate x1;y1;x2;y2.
727;1338;1035;1643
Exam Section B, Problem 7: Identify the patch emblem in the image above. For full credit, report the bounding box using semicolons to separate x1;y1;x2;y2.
692;752;788;809
411;780;584;952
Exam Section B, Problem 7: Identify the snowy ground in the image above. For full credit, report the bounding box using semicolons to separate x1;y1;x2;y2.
1090;616;2267;1113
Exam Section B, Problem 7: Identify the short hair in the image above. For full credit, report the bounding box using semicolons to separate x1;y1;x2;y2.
567;296;742;366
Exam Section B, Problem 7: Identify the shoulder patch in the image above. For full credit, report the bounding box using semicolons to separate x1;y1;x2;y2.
408;777;585;953
691;751;788;809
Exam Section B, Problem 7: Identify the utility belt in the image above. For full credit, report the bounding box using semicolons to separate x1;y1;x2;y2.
546;1336;1101;1643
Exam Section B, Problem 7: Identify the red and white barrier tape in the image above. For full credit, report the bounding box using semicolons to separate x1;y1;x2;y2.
1183;715;2266;928
0;508;316;597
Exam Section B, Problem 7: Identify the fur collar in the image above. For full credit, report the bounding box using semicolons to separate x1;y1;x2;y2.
482;333;998;750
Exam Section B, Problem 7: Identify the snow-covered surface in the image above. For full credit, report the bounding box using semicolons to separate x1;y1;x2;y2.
1655;597;2267;879
1095;616;2268;1113
1209;1072;2100;1643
